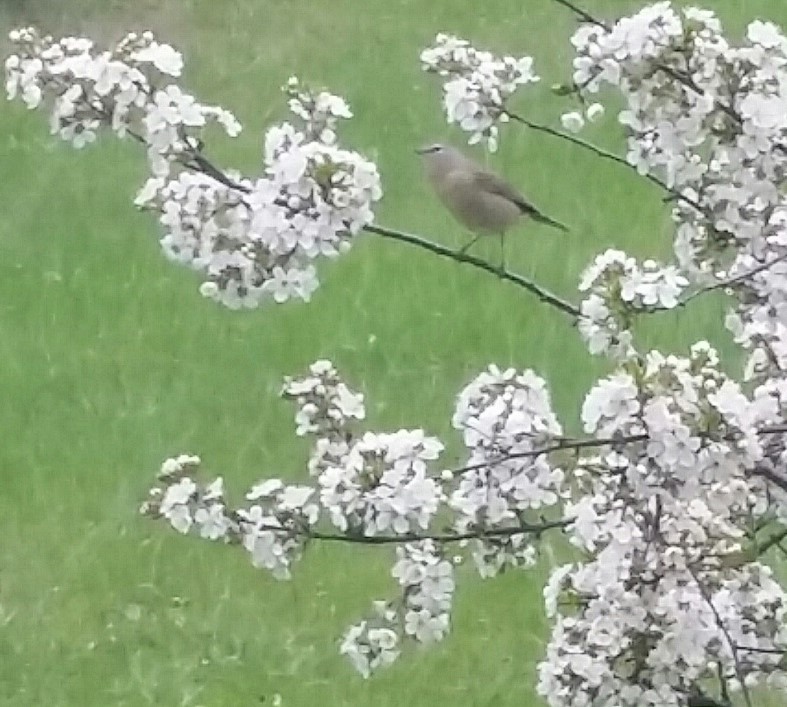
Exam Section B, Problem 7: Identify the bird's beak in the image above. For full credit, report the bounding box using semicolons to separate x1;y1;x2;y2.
414;147;428;155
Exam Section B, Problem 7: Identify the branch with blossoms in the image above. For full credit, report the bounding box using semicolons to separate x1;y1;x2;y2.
3;28;587;318
138;346;787;696
138;360;573;675
9;4;787;706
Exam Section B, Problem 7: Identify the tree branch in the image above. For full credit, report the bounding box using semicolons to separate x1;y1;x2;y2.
733;644;787;656
688;566;753;707
506;111;707;215
252;517;572;545
678;252;787;307
448;433;649;475
551;0;610;30
176;149;585;320
449;425;787;477
364;223;582;317
185;151;250;193
756;525;787;557
751;465;787;496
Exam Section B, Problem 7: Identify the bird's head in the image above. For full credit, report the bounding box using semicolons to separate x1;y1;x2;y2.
415;143;461;176
415;143;446;156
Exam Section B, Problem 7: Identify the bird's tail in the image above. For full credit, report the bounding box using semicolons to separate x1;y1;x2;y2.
532;211;569;232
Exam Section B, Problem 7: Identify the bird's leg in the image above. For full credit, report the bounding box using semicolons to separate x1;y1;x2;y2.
498;232;506;273
457;234;480;256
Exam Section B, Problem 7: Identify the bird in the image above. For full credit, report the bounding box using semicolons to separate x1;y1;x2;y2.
416;143;568;270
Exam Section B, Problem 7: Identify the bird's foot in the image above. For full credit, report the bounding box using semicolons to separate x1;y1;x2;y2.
457;235;480;257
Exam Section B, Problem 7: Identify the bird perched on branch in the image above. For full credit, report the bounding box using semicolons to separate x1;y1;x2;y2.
416;143;568;270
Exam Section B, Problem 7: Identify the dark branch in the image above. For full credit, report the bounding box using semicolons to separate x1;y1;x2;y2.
506;111;707;215
364;223;582;318
733;644;787;656
449;433;648;475
551;0;610;29
255;517;572;545
450;425;787;477
756;526;787;556
176;149;584;320
755;466;787;495
688;566;754;707
687;694;730;707
185;152;250;193
679;252;787;306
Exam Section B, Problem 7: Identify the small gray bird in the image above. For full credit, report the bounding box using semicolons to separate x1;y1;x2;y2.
416;143;568;269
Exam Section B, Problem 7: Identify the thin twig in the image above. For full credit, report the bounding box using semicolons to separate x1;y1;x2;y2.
750;466;787;495
506;111;707;215
551;0;610;29
448;433;648;475
506;111;630;170
176;153;585;320
252;517;572;545
733;644;786;656
688;566;754;707
679;252;787;306
717;659;732;707
364;223;582;317
186;152;250;193
756;526;787;556
87;80;252;198
448;424;787;477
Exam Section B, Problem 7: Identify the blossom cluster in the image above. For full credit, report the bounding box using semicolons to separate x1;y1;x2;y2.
724;216;787;384
281;359;366;438
540;561;787;707
339;619;400;678
338;540;456;676
391;542;454;643
538;338;787;707
282;362;446;538
140;455;320;580
577;249;688;359
5;29;382;309
569;5;787;349
451;365;565;576
420;33;539;150
5;28;238;169
283;76;353;145
317;429;444;536
559;101;605;134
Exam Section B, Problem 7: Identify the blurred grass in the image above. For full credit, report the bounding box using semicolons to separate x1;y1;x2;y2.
1;0;786;705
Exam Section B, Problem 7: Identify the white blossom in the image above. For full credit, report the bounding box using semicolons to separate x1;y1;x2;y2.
421;33;539;150
4;31;381;309
560;111;585;133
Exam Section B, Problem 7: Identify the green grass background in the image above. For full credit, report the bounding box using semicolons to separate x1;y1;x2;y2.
1;0;785;704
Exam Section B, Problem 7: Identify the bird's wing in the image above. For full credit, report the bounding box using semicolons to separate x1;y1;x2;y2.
472;170;537;215
472;170;569;232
